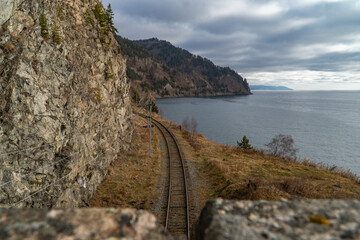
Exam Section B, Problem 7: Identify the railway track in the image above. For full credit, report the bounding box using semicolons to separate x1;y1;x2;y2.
137;112;190;239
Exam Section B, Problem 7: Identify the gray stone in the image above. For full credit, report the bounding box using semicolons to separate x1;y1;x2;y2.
0;208;172;240
0;0;133;208
199;199;360;240
0;0;25;26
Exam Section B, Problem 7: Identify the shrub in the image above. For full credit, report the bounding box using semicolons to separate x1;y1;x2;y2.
191;116;198;134
85;9;94;25
51;21;62;44
182;117;190;131
39;13;50;40
104;61;114;80
237;136;253;149
92;4;103;21
182;116;198;134
150;101;159;113
265;134;298;158
126;67;142;80
140;82;150;92
93;3;107;28
132;89;140;104
1;42;15;53
57;4;64;20
95;87;103;102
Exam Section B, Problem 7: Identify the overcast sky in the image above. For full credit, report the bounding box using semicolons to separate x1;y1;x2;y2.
102;0;360;90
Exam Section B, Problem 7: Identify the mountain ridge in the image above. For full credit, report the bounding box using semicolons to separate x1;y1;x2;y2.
115;36;251;98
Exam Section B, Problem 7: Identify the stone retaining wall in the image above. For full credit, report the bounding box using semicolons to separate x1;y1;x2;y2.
199;198;360;240
1;199;359;239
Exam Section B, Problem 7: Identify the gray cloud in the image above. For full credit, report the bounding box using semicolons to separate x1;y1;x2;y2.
103;0;360;89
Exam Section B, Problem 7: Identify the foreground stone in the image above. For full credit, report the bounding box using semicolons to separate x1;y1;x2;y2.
199;199;360;240
0;208;172;240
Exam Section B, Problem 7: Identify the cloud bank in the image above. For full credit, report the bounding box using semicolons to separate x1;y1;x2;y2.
103;0;360;90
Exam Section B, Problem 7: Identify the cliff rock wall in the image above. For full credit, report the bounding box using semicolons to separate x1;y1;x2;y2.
0;0;133;207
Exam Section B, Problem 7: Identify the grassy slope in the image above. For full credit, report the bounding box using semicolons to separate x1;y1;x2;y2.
91;107;360;212
168;122;360;202
90;113;161;209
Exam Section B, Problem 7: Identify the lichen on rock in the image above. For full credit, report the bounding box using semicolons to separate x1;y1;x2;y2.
198;199;360;240
0;208;172;240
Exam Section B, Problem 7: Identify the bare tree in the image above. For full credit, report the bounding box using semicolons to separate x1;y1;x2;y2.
191;116;198;134
182;116;198;135
265;134;298;158
182;116;190;131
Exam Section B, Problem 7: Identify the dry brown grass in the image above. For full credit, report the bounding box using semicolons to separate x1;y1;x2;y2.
10;33;23;45
1;42;15;53
90;112;161;209
166;123;360;202
91;107;360;214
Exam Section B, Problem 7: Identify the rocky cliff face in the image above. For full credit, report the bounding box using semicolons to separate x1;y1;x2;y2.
0;0;133;207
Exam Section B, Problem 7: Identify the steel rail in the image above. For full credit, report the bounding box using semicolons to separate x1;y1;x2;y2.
136;112;190;239
152;119;172;231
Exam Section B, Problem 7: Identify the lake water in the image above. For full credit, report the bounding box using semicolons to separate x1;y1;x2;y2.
157;91;360;176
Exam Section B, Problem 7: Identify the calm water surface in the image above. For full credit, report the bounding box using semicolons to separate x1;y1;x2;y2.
157;91;360;176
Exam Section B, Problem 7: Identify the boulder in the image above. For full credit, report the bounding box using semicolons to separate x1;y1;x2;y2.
199;198;360;240
0;208;172;240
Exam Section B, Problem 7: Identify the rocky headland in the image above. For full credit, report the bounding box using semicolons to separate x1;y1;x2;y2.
116;36;251;98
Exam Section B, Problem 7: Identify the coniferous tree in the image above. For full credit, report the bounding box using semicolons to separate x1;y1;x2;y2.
39;13;50;40
237;136;253;149
51;21;62;44
92;3;103;21
106;4;118;33
57;4;64;20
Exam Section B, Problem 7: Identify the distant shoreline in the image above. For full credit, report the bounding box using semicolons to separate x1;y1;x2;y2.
250;85;293;91
155;92;253;100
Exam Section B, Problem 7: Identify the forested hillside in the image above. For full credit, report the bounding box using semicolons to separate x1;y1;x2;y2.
115;36;251;98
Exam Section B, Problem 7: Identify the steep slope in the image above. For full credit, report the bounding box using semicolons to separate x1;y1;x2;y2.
0;0;132;207
116;36;251;98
